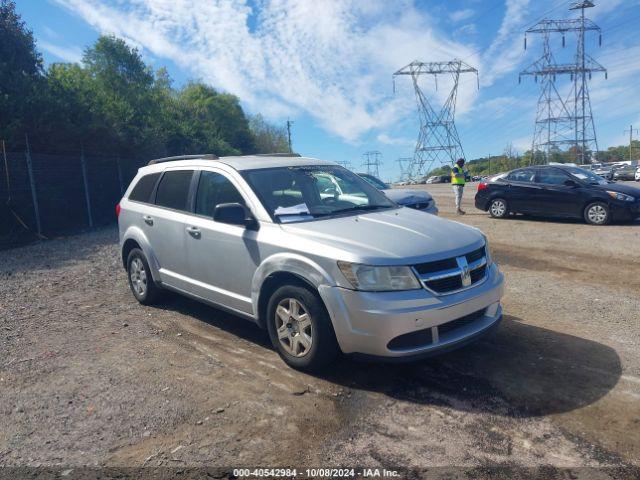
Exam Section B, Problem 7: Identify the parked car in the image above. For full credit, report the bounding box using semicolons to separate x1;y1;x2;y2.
474;164;640;225
635;167;640;182
593;165;614;181
613;164;637;181
357;173;438;215
118;154;504;370
426;175;450;184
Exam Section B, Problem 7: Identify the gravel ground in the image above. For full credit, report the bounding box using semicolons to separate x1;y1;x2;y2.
0;182;639;478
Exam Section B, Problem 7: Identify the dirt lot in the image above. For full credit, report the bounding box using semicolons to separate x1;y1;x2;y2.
1;182;639;477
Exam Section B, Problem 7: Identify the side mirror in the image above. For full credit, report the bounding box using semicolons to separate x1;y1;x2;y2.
564;179;579;187
213;203;258;229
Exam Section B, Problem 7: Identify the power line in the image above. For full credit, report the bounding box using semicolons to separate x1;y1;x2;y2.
520;1;607;164
361;151;382;178
393;60;479;179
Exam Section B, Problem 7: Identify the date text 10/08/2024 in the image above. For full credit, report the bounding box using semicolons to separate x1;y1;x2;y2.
233;468;400;477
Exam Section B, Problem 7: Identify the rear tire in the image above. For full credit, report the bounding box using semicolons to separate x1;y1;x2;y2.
127;248;162;305
488;198;508;218
584;202;610;225
266;284;339;371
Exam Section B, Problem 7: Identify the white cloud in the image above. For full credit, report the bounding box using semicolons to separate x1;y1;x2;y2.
52;0;479;142
449;9;474;23
376;133;414;146
481;0;531;87
454;23;477;36
38;41;83;63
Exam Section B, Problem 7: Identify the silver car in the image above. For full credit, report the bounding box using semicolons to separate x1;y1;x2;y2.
357;173;439;215
118;154;504;370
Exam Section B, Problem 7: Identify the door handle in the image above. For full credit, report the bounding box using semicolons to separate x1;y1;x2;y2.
143;215;154;226
186;226;201;239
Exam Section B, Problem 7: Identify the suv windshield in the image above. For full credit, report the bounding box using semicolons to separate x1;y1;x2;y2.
564;166;608;185
243;165;397;223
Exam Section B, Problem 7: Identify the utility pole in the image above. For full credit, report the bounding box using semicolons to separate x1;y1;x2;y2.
286;119;294;153
393;60;478;179
624;125;639;161
520;1;606;164
362;151;382;178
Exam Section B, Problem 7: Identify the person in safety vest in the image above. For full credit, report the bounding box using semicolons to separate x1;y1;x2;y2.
451;158;468;215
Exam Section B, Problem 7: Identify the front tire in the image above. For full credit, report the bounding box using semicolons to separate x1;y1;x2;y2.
584;202;610;225
266;284;339;371
489;198;508;218
127;248;162;305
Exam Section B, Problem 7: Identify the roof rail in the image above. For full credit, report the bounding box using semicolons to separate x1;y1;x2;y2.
148;154;218;165
253;153;301;157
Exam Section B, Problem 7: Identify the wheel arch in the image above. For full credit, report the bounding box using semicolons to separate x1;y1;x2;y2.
120;226;160;280
252;253;334;329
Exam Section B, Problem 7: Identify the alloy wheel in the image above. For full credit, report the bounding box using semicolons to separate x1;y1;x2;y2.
587;205;607;225
491;200;506;217
275;298;313;357
129;258;147;297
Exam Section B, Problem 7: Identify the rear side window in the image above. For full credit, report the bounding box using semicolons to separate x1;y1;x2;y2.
195;171;245;217
129;173;160;203
507;169;536;183
155;170;194;211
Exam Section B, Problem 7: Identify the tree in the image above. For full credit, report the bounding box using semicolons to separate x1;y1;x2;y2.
249;114;289;153
175;82;254;156
81;35;159;154
0;0;44;148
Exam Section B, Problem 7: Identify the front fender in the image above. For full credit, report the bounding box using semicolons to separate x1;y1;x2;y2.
121;226;161;282
251;252;335;315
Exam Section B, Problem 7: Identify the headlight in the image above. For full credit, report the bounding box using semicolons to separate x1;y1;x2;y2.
337;262;421;291
607;191;635;202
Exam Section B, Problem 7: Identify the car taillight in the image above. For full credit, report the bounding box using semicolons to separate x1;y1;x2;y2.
115;203;121;218
477;182;488;192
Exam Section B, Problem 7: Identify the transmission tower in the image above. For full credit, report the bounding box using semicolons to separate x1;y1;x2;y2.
362;151;382;178
336;160;353;170
393;59;478;179
520;1;606;164
395;157;412;182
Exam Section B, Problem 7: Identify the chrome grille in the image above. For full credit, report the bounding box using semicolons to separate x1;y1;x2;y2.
412;246;487;295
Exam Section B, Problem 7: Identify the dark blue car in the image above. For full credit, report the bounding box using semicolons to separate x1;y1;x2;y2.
475;165;640;225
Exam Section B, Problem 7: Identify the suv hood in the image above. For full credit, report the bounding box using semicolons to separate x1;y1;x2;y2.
382;189;432;205
279;207;484;265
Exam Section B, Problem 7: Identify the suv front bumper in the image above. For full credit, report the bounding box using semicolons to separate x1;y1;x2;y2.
319;263;504;358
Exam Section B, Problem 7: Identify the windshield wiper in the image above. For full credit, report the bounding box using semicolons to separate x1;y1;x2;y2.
329;204;390;215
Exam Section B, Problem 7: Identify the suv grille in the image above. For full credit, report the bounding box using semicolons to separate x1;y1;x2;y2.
413;246;487;294
438;309;486;336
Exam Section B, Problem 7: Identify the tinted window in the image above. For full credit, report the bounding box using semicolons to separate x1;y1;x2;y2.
507;169;536;183
129;173;160;203
195;171;245;217
537;168;569;185
155;170;193;211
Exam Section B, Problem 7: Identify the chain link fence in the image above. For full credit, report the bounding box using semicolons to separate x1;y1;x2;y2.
1;145;147;249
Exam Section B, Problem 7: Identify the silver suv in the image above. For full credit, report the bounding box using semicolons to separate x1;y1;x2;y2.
118;154;504;370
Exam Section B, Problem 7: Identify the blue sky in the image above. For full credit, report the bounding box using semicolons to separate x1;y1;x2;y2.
17;0;640;181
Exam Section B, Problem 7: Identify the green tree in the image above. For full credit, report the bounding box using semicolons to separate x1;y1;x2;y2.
0;0;44;148
81;35;159;154
175;82;254;156
249;114;289;153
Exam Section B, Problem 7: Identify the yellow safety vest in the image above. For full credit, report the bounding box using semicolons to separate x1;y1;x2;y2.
451;166;466;185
